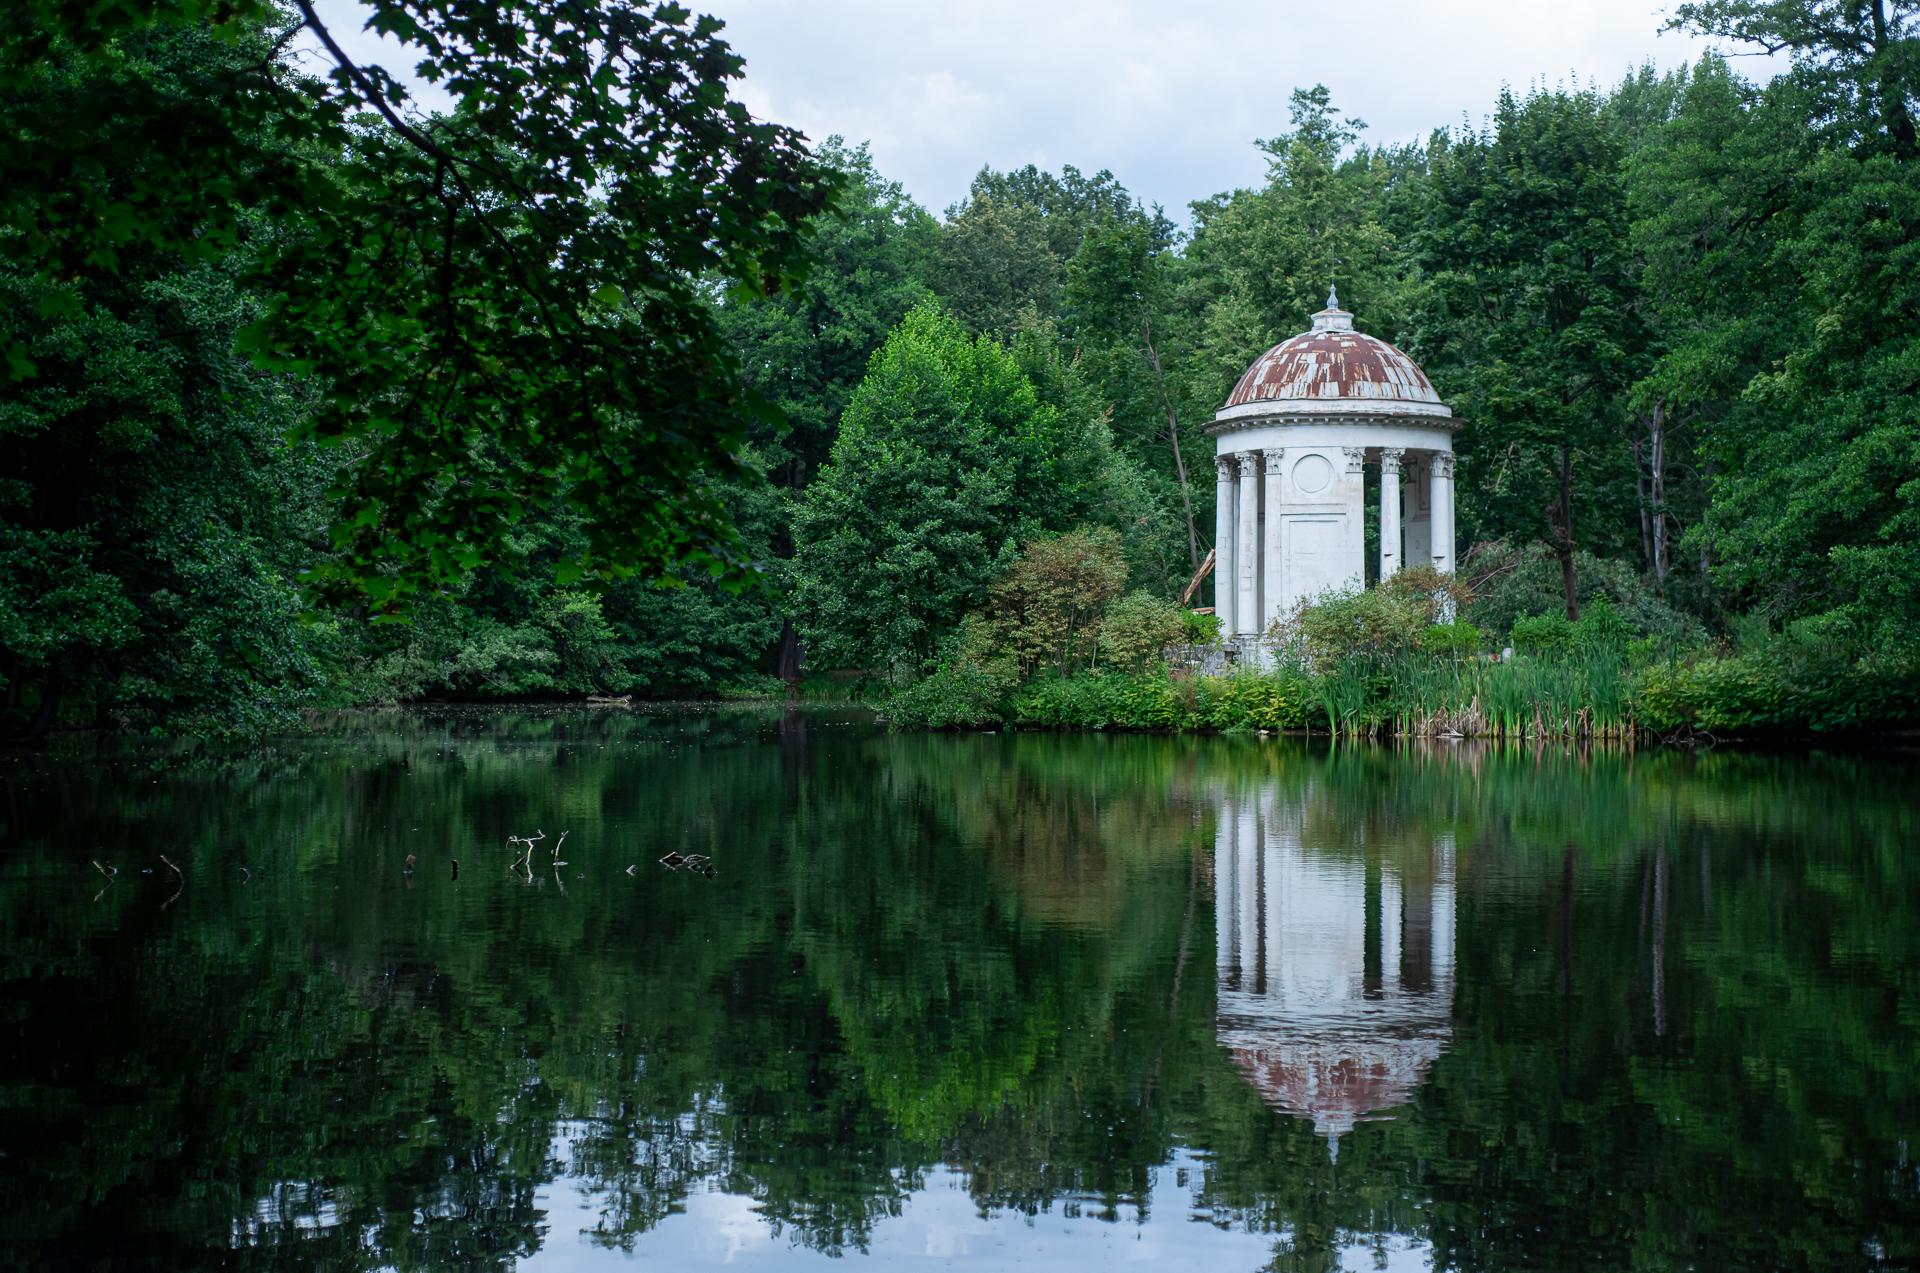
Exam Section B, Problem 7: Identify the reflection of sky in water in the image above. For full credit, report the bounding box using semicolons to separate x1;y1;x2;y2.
525;1145;1432;1270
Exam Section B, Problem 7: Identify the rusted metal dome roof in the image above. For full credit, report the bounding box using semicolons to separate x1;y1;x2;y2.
1224;289;1442;412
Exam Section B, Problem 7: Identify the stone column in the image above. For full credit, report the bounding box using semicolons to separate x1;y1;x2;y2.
1403;453;1431;567
1261;449;1284;630
1379;448;1403;580
1429;452;1455;573
1235;452;1260;636
1214;455;1235;636
1342;447;1369;592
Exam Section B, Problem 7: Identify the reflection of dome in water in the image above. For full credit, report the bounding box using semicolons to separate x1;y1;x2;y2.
1223;1030;1451;1144
1213;784;1456;1147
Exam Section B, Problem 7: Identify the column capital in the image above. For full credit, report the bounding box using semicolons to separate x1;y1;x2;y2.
1215;454;1236;481
1263;449;1285;474
1432;452;1456;479
1235;452;1259;476
1342;446;1367;475
1378;447;1405;474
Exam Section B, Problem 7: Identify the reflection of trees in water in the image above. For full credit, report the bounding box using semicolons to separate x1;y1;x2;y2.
2;714;1918;1269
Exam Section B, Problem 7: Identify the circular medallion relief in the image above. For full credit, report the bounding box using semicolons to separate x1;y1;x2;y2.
1291;453;1334;495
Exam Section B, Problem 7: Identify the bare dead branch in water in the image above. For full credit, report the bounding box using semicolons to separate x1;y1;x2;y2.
507;830;550;874
551;830;569;866
159;855;184;910
91;860;117;879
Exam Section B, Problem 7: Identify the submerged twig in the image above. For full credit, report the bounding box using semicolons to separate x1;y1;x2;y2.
91;860;118;879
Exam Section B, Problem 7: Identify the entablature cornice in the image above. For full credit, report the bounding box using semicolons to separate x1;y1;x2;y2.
1207;400;1457;438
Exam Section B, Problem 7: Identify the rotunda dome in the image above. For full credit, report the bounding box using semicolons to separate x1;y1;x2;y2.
1223;287;1447;417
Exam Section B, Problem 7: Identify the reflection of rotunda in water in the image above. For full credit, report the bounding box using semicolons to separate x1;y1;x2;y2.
1213;782;1456;1151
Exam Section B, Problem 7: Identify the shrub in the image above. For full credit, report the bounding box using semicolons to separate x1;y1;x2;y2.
884;657;1015;729
1100;591;1186;671
1278;586;1425;669
1632;629;1920;736
1463;540;1708;646
1192;669;1316;731
546;590;626;691
1011;671;1190;730
1181;609;1223;644
1417;621;1484;658
1572;597;1631;651
1379;566;1474;625
714;673;787;700
1511;612;1574;656
975;526;1130;678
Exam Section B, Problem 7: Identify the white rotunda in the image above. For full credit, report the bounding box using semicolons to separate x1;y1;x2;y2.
1208;288;1458;639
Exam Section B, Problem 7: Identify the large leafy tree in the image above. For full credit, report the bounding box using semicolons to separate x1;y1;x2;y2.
716;138;939;489
1643;1;1920;638
1178;86;1416;408
1622;57;1801;597
1413;88;1648;619
930;164;1142;336
1;0;837;608
0;19;340;737
1062;207;1204;583
1671;0;1918;156
791;305;1116;670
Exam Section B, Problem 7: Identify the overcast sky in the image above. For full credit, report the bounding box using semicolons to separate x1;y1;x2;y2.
307;0;1777;223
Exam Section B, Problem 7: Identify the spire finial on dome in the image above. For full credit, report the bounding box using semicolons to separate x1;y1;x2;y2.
1311;279;1354;332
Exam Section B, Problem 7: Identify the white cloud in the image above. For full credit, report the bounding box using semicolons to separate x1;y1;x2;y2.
305;0;1785;223
699;0;1782;218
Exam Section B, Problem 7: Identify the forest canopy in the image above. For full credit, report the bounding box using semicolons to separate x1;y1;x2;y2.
2;0;1916;737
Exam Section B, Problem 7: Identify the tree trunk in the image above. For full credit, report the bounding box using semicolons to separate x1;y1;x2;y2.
1869;0;1918;158
17;669;64;742
1553;443;1579;621
1632;435;1652;572
1647;401;1669;581
776;619;803;685
1632;402;1672;582
1142;328;1201;573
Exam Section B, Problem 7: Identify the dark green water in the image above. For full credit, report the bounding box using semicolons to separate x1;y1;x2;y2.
2;707;1917;1271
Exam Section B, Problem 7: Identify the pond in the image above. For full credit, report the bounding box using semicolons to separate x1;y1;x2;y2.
2;707;1917;1270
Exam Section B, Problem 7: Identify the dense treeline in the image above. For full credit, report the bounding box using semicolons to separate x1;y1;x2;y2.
2;0;1916;737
